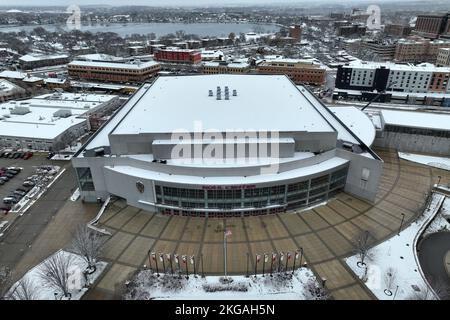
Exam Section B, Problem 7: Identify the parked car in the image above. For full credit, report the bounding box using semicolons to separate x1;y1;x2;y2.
0;180;4;185
46;152;55;159
7;153;14;159
3;197;17;205
23;181;35;187
5;173;14;178
0;176;9;182
16;188;27;193
6;170;18;175
7;167;21;171
23;152;33;160
14;190;26;197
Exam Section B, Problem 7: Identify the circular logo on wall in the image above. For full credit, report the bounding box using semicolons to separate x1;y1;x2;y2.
136;181;145;193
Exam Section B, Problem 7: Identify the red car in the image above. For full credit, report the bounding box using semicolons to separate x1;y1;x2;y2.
23;152;33;160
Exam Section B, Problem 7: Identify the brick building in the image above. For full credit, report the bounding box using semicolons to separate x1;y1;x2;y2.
257;58;326;86
154;47;202;64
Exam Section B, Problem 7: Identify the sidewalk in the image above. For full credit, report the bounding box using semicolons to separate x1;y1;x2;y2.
10;200;99;282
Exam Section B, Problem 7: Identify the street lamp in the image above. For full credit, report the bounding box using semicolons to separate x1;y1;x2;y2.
398;213;405;236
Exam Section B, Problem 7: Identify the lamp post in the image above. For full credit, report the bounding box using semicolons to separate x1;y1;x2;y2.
393;285;399;300
398;213;405;236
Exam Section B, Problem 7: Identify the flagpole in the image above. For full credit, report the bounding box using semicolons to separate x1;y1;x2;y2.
169;254;174;275
201;253;205;278
224;230;227;277
262;254;266;277
147;250;152;273
185;256;189;279
193;256;197;278
270;253;274;277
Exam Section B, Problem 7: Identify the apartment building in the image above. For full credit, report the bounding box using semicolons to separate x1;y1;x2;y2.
154;47;202;64
202;60;250;74
394;36;450;63
257;58;326;86
413;13;450;39
436;48;450;66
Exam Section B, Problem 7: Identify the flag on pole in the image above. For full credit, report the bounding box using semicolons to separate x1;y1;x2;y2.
159;253;164;262
190;256;195;265
166;253;171;261
280;252;284;261
224;229;232;237
272;253;277;261
287;252;292;260
182;255;187;264
174;254;179;264
264;254;268;263
256;255;261;263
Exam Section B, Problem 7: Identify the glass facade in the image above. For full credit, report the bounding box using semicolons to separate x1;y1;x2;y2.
155;166;348;217
76;167;95;191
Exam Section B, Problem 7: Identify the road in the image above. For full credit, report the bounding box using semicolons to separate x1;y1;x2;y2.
0;165;76;271
418;231;450;299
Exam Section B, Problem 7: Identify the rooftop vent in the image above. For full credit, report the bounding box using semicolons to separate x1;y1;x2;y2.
10;106;30;115
208;90;213;97
232;89;237;96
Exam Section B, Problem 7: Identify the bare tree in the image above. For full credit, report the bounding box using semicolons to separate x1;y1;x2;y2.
352;230;374;266
383;267;397;295
407;278;450;300
38;251;74;298
71;224;106;273
9;277;38;300
0;266;12;300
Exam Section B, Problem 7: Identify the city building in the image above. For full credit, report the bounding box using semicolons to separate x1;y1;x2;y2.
68;58;160;83
0;92;120;151
288;25;302;41
19;53;69;70
200;50;224;61
202;60;250;74
337;24;367;37
436;48;450;66
360;40;396;61
368;109;450;155
0;79;25;102
413;13;450;39
257;58;326;86
154;47;202;64
384;24;412;37
72;74;382;217
394;36;450;63
334;60;450;103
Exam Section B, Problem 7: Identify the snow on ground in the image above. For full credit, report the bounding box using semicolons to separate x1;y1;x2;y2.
398;152;450;171
345;193;445;300
70;188;80;202
7;250;107;300
50;154;73;161
424;197;450;237
123;268;327;300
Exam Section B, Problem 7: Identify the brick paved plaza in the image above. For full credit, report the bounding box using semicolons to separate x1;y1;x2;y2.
10;148;450;300
81;148;450;299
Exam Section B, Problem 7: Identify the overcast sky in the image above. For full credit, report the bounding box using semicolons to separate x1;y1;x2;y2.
0;0;419;7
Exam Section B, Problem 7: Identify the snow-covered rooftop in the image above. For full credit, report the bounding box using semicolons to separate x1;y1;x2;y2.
0;92;118;140
68;59;159;70
111;75;335;135
345;60;450;72
19;53;69;62
329;106;376;146
382;109;450;131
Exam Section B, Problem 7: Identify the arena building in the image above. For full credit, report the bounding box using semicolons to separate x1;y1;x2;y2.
72;74;382;217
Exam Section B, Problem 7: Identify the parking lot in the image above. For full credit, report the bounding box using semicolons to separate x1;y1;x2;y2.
0;152;56;211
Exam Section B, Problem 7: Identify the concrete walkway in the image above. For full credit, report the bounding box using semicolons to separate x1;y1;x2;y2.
9;148;450;300
84;148;450;300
